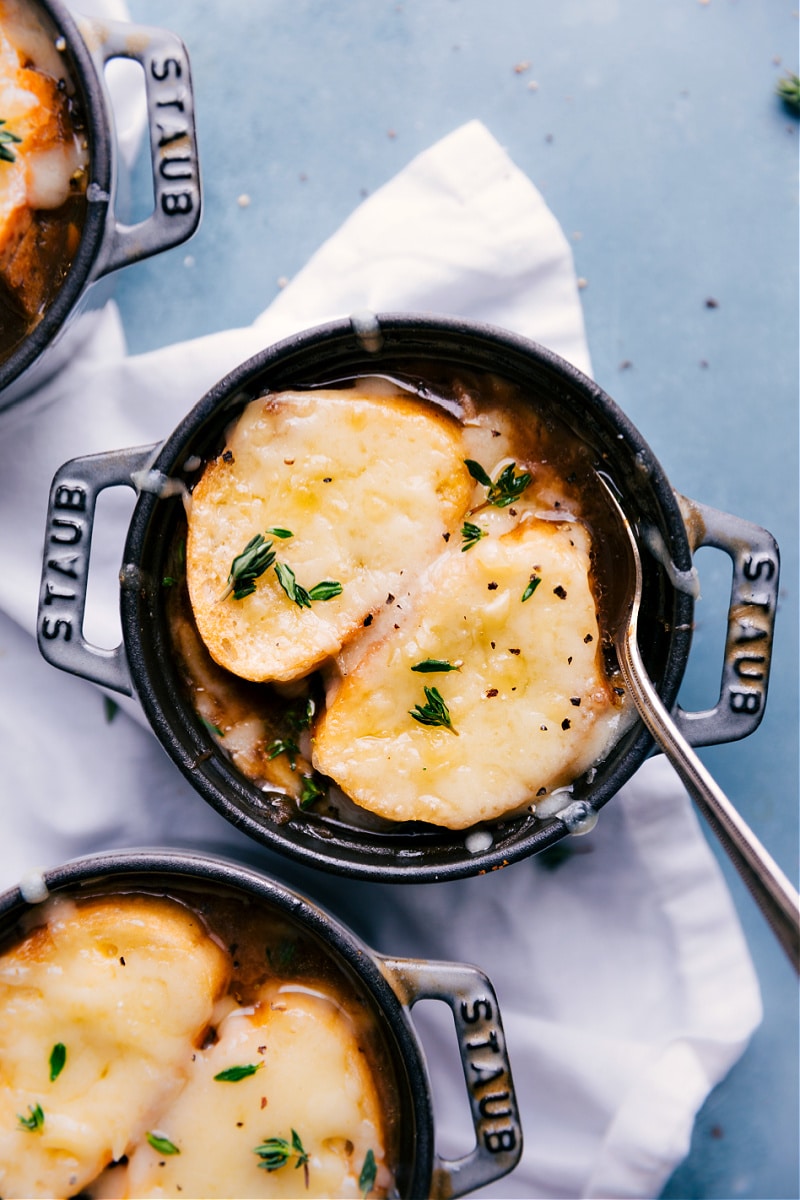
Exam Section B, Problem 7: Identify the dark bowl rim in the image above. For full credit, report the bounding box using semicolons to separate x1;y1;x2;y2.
0;0;113;390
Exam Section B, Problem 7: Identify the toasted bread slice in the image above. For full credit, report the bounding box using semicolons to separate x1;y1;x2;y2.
186;388;472;683
313;518;626;829
0;894;230;1199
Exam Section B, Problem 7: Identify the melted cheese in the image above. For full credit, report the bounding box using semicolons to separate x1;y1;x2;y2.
95;984;390;1199
314;518;625;828
0;895;230;1199
0;0;87;317
186;389;472;683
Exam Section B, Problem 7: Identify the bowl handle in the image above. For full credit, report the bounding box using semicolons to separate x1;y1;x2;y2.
77;16;201;277
673;496;780;747
37;445;158;696
378;955;523;1200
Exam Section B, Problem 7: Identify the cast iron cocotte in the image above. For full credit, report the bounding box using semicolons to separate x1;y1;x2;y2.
0;0;201;409
37;315;780;882
0;848;522;1198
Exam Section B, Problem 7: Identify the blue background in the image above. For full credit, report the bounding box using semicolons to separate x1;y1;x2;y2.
118;3;799;1197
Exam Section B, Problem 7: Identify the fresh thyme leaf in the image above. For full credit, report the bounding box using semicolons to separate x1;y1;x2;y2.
200;715;224;738
274;561;310;608
268;737;300;770
17;1103;44;1131
461;520;487;551
49;1043;66;1082
777;71;800;114
359;1148;378;1198
275;562;342;608
521;574;541;602
221;533;276;601
266;527;294;539
465;458;532;508
299;774;325;809
286;697;315;732
254;1129;309;1175
213;1062;263;1082
411;658;460;673
464;458;493;488
410;686;457;733
161;575;177;587
103;696;119;724
146;1130;180;1155
307;579;343;602
0;120;22;164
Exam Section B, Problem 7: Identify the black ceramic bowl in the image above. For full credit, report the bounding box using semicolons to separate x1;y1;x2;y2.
0;0;200;409
0;848;521;1198
37;315;780;881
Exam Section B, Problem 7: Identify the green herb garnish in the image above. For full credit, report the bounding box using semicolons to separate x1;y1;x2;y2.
146;1130;180;1155
465;459;532;508
254;1129;310;1182
410;686;457;733
359;1148;378;1198
521;574;542;602
17;1103;44;1132
266;527;294;539
777;71;800;114
411;658;460;673
103;696;119;724
214;1062;264;1082
299;774;325;809
268;737;300;770
221;533;276;601
0;120;22;163
200;715;225;738
49;1043;66;1082
275;561;342;608
461;520;488;551
286;697;316;732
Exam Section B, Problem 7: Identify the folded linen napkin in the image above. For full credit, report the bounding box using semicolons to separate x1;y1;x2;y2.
0;108;761;1200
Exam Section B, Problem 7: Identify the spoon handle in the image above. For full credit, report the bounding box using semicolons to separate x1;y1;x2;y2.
622;637;800;972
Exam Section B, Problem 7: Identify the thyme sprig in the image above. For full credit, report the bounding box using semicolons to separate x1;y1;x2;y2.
146;1130;180;1155
465;459;532;509
0;120;22;163
254;1128;310;1185
275;561;342;609
461;520;487;551
221;533;276;601
268;737;300;770
17;1103;44;1132
299;774;325;809
214;1062;264;1082
522;574;541;602
49;1043;66;1082
411;658;460;673
410;686;457;734
360;1148;378;1198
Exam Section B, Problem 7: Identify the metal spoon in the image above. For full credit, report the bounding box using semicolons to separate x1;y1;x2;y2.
597;475;800;971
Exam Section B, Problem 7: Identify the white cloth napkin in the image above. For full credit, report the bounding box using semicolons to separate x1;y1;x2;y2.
0;115;760;1199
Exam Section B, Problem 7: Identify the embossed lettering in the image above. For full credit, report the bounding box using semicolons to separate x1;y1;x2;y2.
43;582;75;606
50;518;82;545
469;1061;505;1085
156;90;187;113
733;655;765;681
162;191;194;216
484;1129;517;1155
54;485;86;512
156;120;188;147
478;1091;512;1119
460;998;493;1024
150;55;183;82
735;621;767;644
40;616;72;642
467;1030;500;1054
741;593;772;614
159;155;192;182
47;554;79;579
730;691;761;715
743;555;776;583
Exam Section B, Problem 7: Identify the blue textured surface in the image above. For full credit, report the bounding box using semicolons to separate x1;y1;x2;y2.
119;3;799;1197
